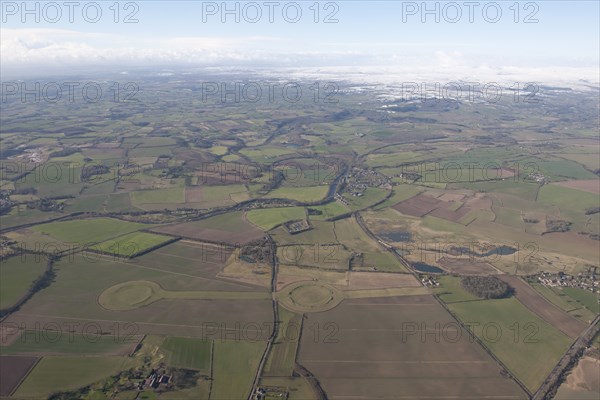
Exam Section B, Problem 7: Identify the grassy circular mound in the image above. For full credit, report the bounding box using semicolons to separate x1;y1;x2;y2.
98;281;164;311
277;281;343;313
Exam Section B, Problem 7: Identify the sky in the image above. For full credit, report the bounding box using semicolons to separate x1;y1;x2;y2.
1;1;599;83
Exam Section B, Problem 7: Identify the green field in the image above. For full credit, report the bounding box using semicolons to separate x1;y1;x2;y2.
264;307;302;377
160;337;212;371
31;218;146;245
14;356;125;398
342;187;390;210
264;186;329;203
308;200;350;220
537;184;599;226
562;287;599;314
3;331;139;355
0;256;47;310
246;207;306;230
130;186;185;205
96;232;174;257
211;340;266;400
374;184;423;210
530;282;598;322
202;184;249;204
448;298;572;392
435;276;481;303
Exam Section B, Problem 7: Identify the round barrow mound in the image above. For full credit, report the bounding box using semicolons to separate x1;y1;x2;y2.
99;280;164;311
277;281;344;313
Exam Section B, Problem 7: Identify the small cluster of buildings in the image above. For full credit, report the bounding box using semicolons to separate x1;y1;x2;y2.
334;192;349;206
421;275;440;287
10;147;46;164
254;385;288;399
528;171;548;185
139;369;171;391
536;268;598;293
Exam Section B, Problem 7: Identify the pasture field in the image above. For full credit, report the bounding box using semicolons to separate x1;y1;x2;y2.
0;255;47;310
66;193;109;213
209;145;229;156
342;187;390;210
535;159;598;180
434;275;481;303
211;340;266;400
130;186;185;206
562;287;600;314
201;184;250;205
14;356;125;399
15;163;85;198
128;146;172;158
297;295;526;399
366;150;425;167
530;282;598;323
373;184;423;210
159;336;212;371
450;180;540;201
307;200;350;220
2;331;140;356
240;146;296;162
105;192;135;212
264;185;329;203
31;217;146;245
95;232;175;257
448;297;572;392
246;206;306;230
537;184;599;229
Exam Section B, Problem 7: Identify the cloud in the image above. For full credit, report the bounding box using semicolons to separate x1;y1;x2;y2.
1;28;598;88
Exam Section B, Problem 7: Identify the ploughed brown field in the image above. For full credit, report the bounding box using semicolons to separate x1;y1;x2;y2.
498;276;588;339
150;219;265;245
392;194;443;217
347;271;421;290
0;355;39;396
429;203;473;222
554;179;600;195
298;295;527;399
